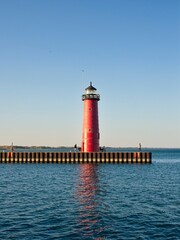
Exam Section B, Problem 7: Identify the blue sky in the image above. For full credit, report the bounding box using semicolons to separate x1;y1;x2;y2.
0;0;179;147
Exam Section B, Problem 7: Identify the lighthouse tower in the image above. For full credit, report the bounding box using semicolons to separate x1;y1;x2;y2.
81;82;100;152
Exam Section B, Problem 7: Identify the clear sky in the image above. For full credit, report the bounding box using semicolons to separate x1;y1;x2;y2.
0;0;179;148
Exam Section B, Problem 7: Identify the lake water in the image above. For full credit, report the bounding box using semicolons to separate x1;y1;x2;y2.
0;148;179;239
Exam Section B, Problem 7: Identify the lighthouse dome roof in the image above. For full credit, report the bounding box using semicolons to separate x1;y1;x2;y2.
85;82;96;91
82;81;100;101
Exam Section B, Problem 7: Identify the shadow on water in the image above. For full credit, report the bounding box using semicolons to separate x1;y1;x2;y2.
75;164;107;240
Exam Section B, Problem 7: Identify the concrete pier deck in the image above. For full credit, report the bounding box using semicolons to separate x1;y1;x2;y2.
0;152;152;163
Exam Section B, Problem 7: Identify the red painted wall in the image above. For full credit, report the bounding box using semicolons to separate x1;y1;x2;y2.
81;99;100;152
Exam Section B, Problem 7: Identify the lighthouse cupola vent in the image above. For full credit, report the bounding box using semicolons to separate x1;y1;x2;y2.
82;82;100;101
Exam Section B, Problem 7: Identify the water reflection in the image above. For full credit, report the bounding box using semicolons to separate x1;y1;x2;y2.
76;164;106;239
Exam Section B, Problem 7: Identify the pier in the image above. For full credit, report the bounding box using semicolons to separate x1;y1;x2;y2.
0;152;151;164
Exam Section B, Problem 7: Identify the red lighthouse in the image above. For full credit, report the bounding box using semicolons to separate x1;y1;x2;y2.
81;82;100;152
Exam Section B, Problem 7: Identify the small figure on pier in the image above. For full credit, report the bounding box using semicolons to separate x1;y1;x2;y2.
100;146;106;152
138;143;141;151
74;144;80;152
74;144;77;152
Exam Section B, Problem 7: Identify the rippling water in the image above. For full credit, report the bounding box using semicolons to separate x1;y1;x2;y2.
0;149;179;239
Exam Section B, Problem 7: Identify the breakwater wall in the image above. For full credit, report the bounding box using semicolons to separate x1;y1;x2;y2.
0;152;152;163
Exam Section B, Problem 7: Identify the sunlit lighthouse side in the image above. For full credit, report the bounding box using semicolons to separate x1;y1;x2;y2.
81;82;100;152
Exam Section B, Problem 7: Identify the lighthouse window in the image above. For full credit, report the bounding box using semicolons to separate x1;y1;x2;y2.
89;129;92;132
89;108;92;111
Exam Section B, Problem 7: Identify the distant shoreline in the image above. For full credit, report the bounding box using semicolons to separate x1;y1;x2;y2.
0;146;69;150
0;145;179;150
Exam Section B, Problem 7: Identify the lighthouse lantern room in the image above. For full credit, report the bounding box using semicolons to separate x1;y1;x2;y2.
81;82;100;152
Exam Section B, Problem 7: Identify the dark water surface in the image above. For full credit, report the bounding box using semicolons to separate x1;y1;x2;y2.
0;149;179;239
